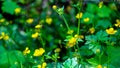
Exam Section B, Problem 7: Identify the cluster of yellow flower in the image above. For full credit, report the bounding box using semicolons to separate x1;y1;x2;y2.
32;32;39;39
76;12;83;19
14;8;21;14
98;1;103;8
115;19;120;27
0;32;9;40
23;47;45;57
67;37;77;48
106;27;117;35
38;62;47;68
46;17;52;25
23;47;30;55
89;27;95;34
26;18;34;24
33;48;45;56
97;64;107;68
67;34;84;48
31;24;43;39
0;18;5;23
67;30;74;34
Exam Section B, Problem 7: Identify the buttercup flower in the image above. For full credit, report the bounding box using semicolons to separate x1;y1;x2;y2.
0;18;5;23
35;24;42;29
67;30;74;34
115;19;120;27
37;65;41;68
76;12;83;19
67;37;77;48
84;17;90;22
98;1;103;8
32;32;39;39
52;5;57;10
106;28;117;35
96;49;100;53
33;48;45;56
15;8;21;14
54;48;61;53
97;64;102;68
42;62;47;68
46;17;52;25
89;27;95;34
26;18;34;24
23;47;30;55
74;34;84;39
0;32;9;40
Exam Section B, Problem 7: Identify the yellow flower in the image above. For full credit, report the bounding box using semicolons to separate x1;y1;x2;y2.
0;32;9;40
42;62;47;68
115;19;120;27
35;24;42;29
103;66;107;68
52;5;57;10
15;8;21;14
26;18;34;24
37;65;41;68
33;48;45;56
54;48;61;53
76;12;83;19
96;49;100;53
0;18;5;23
3;35;9;40
98;1;103;8
23;47;30;55
106;28;117;35
74;34;84;39
67;37;77;48
67;30;74;34
89;27;95;34
67;6;71;12
97;64;102;68
84;17;90;22
32;32;39;39
46;17;52;25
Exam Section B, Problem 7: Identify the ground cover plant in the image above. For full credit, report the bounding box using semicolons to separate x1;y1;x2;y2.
0;0;120;68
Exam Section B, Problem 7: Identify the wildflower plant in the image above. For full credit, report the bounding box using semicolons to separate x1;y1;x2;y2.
0;0;120;68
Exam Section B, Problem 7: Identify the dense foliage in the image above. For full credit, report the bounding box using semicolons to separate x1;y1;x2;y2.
0;0;120;68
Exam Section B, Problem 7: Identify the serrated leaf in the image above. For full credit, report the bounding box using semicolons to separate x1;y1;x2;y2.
2;0;19;15
96;20;112;29
96;30;108;41
97;6;111;18
0;46;9;68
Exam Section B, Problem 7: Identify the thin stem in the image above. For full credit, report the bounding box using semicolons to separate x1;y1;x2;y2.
39;34;45;48
77;0;82;35
20;62;23;68
61;15;70;30
77;18;80;35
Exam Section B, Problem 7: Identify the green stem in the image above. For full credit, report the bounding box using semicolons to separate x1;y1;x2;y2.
61;15;70;30
20;62;23;68
39;34;45;48
77;18;80;35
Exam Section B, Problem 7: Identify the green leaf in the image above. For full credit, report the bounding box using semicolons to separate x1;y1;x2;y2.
0;46;9;68
86;4;97;13
87;58;99;66
96;30;108;41
2;0;19;15
62;57;81;68
97;6;111;18
96;20;112;29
